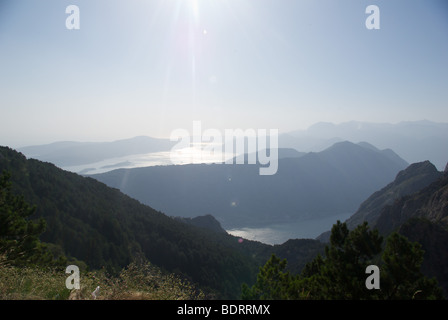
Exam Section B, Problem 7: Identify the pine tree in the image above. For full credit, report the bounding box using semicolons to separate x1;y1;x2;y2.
241;254;299;300
299;221;383;299
381;232;443;299
0;171;53;266
243;221;444;300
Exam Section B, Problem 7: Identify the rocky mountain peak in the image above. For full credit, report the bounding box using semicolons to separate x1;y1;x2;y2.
394;160;438;185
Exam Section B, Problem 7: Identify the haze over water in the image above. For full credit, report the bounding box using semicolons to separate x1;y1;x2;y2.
64;144;236;175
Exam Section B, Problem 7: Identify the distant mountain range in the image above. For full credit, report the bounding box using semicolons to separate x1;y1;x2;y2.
17;120;448;176
279;120;448;170
90;140;408;229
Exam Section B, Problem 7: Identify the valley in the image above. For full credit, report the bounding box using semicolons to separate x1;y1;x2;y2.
3;120;448;299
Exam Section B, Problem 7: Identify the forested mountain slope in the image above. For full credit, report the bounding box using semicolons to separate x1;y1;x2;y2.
0;146;324;298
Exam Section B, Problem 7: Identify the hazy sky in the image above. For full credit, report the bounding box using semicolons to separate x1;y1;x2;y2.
1;0;447;147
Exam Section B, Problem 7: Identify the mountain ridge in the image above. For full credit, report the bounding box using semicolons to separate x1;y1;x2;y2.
280;120;448;170
375;170;448;296
317;160;443;242
376;170;448;234
91;140;408;230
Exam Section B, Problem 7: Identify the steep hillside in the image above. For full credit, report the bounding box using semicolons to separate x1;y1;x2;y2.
347;161;441;229
317;161;443;241
375;172;448;234
375;171;448;296
91;141;408;228
0;146;256;298
315;159;448;295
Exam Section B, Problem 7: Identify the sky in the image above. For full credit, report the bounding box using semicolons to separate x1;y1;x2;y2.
1;0;447;148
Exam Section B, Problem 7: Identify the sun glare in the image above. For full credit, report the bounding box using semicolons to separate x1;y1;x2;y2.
191;0;200;21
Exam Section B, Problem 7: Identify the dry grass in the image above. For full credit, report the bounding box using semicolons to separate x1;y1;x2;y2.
0;255;204;300
0;254;70;300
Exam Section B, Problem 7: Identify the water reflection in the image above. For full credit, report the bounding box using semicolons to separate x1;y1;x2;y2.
63;146;236;175
227;212;352;245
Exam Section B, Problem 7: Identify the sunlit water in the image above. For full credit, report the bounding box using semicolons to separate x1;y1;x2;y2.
62;146;236;175
227;212;353;244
